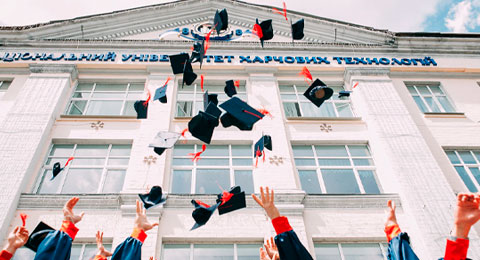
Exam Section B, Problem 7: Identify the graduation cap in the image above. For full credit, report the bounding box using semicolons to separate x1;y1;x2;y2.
203;91;218;111
139;186;166;209
219;97;264;131
169;53;190;74
303;79;334;108
188;108;220;144
191;200;220;230
191;41;205;69
216;186;246;215
134;100;148;119
213;9;228;35
182;60;197;88
153;78;171;104
224;80;237;97
25;222;55;252
291;19;304;40
254;135;272;167
149;131;181;156
51;157;74;180
253;19;274;48
338;90;351;99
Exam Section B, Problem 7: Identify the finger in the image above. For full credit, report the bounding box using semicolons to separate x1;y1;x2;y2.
260;248;267;258
461;195;468;202
136;200;141;214
266;187;270;202
392;200;396;210
270;237;274;247
260;187;265;202
143;207;146;215
13;226;19;233
274;252;279;260
152;222;159;227
252;194;263;207
80;212;85;219
271;189;275;204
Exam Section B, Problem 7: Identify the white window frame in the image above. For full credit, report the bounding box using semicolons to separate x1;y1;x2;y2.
66;82;144;116
162;243;262;260
71;242;112;260
0;80;12;98
176;81;247;118
293;145;380;194
314;242;388;260
406;83;455;113
445;150;480;192
279;83;354;118
171;144;253;194
35;143;131;194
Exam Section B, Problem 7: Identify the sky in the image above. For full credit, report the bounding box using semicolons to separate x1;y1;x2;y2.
0;0;478;33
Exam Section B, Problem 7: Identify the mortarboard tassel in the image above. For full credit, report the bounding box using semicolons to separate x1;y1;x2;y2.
219;190;234;206
234;80;240;88
242;109;263;119
252;24;263;39
200;75;205;92
255;147;262;168
299;66;313;82
143;89;151;107
353;82;359;89
64;157;74;167
258;107;273;118
195;200;212;208
205;26;215;54
189;144;207;162
20;213;27;227
163;77;172;87
180;128;189;144
272;2;288;21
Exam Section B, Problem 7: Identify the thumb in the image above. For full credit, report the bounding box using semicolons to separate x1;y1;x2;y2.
152;222;159;227
80;212;85;219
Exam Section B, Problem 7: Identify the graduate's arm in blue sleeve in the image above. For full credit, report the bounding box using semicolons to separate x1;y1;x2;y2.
272;216;314;260
34;220;79;260
109;228;147;260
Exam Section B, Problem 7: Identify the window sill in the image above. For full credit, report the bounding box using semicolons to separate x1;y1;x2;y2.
173;116;192;121
286;117;363;122
60;115;138;120
423;112;466;118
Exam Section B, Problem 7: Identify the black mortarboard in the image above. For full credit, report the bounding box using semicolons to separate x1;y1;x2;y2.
52;162;62;180
216;186;246;215
205;102;222;119
154;86;167;104
169;53;190;74
149;131;181;156
191;41;205;69
291;19;304;40
182;60;197;88
338;90;351;98
303;79;334;108
139;186;166;209
219;97;264;131
191;200;220;230
203;91;219;111
254;135;273;156
134;100;148;119
255;19;274;48
214;9;229;35
188;110;219;144
25;222;55;252
224;80;237;97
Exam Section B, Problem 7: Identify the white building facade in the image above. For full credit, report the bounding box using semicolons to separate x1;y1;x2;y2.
0;0;479;259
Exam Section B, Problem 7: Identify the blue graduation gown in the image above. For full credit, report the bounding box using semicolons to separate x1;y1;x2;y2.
111;237;143;260
388;232;420;260
275;230;314;260
34;230;73;260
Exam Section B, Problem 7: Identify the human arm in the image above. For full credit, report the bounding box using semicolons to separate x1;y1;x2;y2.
0;226;29;260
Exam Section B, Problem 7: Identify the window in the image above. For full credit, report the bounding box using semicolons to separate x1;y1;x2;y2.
279;83;353;118
36;144;131;194
66;82;144;116
12;243;112;260
0;80;12;98
162;243;260;260
176;81;247;117
293;145;380;194
315;243;388;260
406;83;455;113
445;150;480;192
171;144;254;194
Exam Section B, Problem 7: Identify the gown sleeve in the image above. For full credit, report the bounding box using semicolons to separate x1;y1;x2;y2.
108;228;147;260
33;221;79;260
0;250;13;260
272;216;314;260
440;237;469;260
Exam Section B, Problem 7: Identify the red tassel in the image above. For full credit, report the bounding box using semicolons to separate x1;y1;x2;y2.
205;27;215;53
200;75;204;92
143;89;151;107
257;108;273;118
189;144;207;162
234;80;240;88
252;24;263;39
180;128;188;144
353;82;359;89
255;147;262;168
195;200;211;208
242;109;263;119
220;191;234;206
64;157;74;167
272;2;288;21
163;77;172;88
299;66;313;82
20;213;27;227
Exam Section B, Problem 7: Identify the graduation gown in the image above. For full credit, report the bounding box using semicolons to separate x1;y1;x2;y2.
439;237;471;260
384;224;419;260
34;221;79;260
272;216;314;260
94;228;147;260
0;250;13;260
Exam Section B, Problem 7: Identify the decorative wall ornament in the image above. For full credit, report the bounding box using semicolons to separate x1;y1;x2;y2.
144;156;157;165
90;121;104;130
269;156;284;166
320;123;332;133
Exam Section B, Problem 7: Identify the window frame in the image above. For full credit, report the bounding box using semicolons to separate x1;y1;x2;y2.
161;243;262;260
406;83;456;113
314;242;388;260
293;144;381;194
445;149;480;192
35;143;131;194
65;82;144;116
170;144;254;194
279;83;354;118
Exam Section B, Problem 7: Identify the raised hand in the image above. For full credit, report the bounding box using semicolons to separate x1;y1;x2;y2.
4;226;29;254
453;193;480;239
260;247;273;260
63;197;85;224
385;200;398;227
96;231;113;257
264;237;279;260
135;200;159;231
252;187;281;220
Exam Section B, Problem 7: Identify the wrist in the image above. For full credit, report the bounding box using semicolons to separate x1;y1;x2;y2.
4;244;18;255
453;224;471;239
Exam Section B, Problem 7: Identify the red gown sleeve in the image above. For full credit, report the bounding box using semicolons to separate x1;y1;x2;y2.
93;256;107;260
384;224;401;242
272;216;293;235
59;220;79;240
444;238;469;260
0;250;13;260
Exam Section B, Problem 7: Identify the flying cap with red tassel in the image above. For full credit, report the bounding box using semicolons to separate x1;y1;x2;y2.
272;2;288;21
252;23;263;39
188;144;207;162
299;66;313;82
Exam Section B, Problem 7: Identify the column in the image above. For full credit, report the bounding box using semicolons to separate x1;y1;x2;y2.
0;64;77;240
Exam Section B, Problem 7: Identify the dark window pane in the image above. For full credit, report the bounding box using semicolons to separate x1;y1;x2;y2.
358;170;380;194
171;170;192;194
469;167;480;186
62;169;102;193
299;170;322;194
196;169;230;194
237;244;261;260
292;146;314;157
455;166;478;192
315;146;348;157
163;244;190;260
193;244;234;260
446;151;461;164
458;151;476;164
38;170;60;194
102;170;126;193
322;169;360;194
315;244;342;260
342;243;384;260
235;170;254;194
